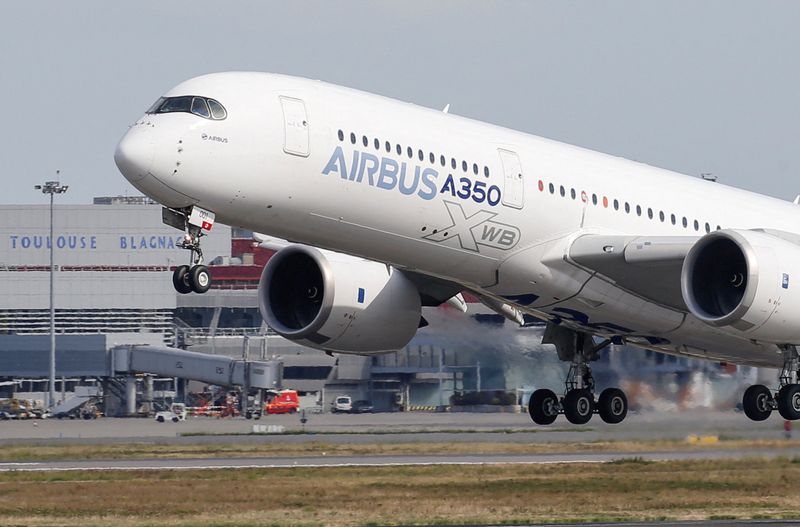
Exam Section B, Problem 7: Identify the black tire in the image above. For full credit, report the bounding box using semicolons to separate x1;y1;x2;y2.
777;384;800;420
528;389;559;425
189;265;211;294
156;415;165;423
172;265;192;294
597;388;628;424
172;416;179;423
563;389;594;425
743;384;773;421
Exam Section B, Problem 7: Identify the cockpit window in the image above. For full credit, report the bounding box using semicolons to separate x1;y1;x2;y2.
146;96;227;120
190;97;210;118
207;99;227;120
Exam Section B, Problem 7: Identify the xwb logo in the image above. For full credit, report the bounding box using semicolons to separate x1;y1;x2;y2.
424;201;520;252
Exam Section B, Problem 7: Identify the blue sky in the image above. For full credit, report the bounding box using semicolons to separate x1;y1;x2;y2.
2;1;799;204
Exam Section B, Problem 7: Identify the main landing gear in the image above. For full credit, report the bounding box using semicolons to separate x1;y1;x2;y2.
163;206;215;295
528;325;629;426
743;347;800;422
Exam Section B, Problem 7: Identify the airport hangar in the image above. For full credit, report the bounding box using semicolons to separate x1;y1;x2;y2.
0;197;747;416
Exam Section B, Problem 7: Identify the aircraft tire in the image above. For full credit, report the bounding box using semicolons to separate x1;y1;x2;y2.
189;265;211;294
743;384;773;421
777;384;800;420
563;389;594;425
528;389;559;425
597;388;628;424
172;265;192;294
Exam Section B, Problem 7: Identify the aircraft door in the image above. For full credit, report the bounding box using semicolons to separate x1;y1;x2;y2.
498;149;524;209
279;96;309;157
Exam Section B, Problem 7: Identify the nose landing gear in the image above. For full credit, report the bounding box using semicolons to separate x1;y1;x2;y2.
528;325;629;426
162;206;215;294
742;347;800;422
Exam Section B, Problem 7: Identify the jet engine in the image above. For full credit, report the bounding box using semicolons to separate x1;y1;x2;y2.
258;245;422;354
681;229;800;343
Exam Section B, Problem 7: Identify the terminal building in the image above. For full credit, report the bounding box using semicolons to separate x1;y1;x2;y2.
0;198;754;415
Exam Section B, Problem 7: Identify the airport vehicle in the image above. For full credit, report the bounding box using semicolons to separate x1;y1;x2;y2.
116;72;800;425
264;390;300;414
352;400;374;414
155;403;187;423
331;396;353;413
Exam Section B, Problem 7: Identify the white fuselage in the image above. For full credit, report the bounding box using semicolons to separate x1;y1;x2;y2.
116;72;800;367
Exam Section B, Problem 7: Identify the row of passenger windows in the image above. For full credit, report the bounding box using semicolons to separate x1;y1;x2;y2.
538;180;721;233
338;129;491;178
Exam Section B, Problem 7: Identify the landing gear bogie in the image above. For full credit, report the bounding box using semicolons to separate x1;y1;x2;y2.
741;347;800;422
172;264;211;294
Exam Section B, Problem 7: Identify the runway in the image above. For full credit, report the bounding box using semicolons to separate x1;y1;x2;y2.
3;446;800;472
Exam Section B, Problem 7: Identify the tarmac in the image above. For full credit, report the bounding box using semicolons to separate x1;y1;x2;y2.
0;408;794;445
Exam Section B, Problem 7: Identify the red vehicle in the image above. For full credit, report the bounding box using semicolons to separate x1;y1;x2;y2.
264;390;300;414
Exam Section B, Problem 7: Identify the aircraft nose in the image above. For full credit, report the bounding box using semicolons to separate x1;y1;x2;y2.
114;127;154;183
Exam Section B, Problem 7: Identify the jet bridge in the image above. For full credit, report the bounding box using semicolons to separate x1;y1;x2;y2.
112;345;282;390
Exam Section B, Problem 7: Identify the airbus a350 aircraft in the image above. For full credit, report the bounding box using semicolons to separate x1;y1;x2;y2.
115;71;800;426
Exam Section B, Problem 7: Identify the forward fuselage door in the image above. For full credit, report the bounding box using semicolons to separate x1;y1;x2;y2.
498;149;524;209
279;96;309;157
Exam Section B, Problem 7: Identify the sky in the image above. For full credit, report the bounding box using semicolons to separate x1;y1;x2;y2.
1;1;799;204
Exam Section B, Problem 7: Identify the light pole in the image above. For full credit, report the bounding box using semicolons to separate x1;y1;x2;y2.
35;176;68;410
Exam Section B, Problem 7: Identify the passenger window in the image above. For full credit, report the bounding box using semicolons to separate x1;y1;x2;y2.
560;185;565;197
430;152;435;164
647;208;653;220
592;194;598;205
693;220;699;231
671;214;676;225
462;160;468;172
374;138;380;150
385;141;391;153
625;202;630;213
350;133;356;145
440;155;446;167
548;183;555;194
451;158;457;169
613;199;619;211
570;188;576;200
407;147;413;158
338;130;344;141
396;144;402;155
473;163;479;175
705;222;711;233
636;205;642;216
362;136;369;147
682;217;688;228
207;99;227;120
659;211;665;222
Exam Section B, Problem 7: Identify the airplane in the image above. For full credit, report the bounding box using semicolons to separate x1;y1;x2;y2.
115;71;800;426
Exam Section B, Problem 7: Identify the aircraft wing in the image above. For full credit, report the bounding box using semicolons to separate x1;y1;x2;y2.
568;234;699;310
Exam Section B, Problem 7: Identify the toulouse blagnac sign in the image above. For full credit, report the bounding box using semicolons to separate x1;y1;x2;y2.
8;234;185;251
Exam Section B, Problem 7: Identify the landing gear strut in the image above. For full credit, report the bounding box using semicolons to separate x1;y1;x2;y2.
163;206;215;295
743;347;800;421
528;325;629;426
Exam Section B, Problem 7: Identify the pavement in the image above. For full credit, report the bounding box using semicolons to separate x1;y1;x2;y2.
2;446;800;472
0;408;794;445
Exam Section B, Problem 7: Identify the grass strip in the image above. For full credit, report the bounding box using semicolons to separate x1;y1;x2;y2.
0;437;799;462
0;458;799;526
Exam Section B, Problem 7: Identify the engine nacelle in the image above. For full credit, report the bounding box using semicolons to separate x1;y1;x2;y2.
681;229;800;343
258;245;422;354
